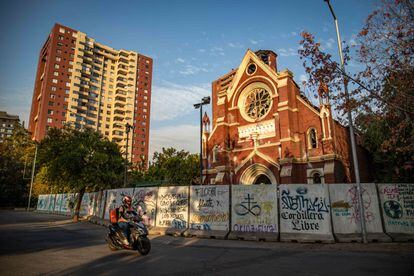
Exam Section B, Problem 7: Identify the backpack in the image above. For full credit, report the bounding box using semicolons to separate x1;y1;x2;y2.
109;207;119;224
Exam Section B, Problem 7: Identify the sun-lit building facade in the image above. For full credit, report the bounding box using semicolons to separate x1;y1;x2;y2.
28;23;152;167
202;49;370;185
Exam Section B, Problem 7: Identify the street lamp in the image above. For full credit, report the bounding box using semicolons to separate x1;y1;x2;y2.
124;122;134;187
324;0;367;243
27;140;38;211
194;96;211;185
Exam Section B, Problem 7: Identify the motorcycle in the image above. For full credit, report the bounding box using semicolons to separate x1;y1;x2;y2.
106;220;151;255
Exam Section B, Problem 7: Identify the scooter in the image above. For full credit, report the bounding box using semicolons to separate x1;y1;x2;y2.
106;220;151;255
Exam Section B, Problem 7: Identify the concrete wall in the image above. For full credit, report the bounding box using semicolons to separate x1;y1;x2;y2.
54;194;63;212
378;184;414;238
36;183;414;243
231;184;278;234
103;188;134;220
279;184;334;242
329;184;388;242
189;185;229;231
156;186;189;229
133;187;158;227
37;195;48;211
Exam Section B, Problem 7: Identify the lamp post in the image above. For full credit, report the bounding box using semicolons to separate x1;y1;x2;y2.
324;0;367;243
27;142;38;211
194;96;211;185
124;122;134;187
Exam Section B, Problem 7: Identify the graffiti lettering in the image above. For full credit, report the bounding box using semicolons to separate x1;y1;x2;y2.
234;194;261;216
233;224;277;233
281;190;329;213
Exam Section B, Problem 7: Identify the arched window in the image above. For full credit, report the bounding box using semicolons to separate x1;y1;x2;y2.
308;128;317;149
312;172;322;184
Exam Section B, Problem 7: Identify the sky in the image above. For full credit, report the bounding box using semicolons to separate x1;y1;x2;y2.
0;0;379;159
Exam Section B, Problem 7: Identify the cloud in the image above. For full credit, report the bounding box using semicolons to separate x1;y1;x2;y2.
290;31;297;36
198;49;206;53
151;81;210;121
178;64;209;75
149;124;199;158
325;38;335;49
227;42;244;48
175;58;186;63
277;48;297;57
249;39;258;45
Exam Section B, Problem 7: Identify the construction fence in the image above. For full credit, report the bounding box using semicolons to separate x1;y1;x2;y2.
36;183;414;242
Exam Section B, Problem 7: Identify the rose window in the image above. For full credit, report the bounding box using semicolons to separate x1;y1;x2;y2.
244;88;272;120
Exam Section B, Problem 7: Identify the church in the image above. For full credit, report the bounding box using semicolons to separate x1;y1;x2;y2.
202;49;370;185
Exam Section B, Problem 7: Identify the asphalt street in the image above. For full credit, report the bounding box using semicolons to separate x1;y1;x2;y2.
0;210;413;276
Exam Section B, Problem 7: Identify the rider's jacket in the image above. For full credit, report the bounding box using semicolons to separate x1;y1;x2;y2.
118;205;138;223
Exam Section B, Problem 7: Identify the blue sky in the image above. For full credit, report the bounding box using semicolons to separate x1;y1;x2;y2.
0;0;378;158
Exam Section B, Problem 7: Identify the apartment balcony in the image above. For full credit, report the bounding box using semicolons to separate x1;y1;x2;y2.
113;114;124;121
114;102;125;108
112;130;124;137
118;57;129;65
115;96;126;102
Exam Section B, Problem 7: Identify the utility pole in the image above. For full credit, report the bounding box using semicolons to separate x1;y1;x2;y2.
124;123;133;187
324;0;367;243
27;143;38;211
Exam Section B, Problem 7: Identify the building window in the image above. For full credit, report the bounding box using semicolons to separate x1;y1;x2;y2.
56;57;61;62
57;49;62;54
47;118;52;123
54;64;59;69
53;72;59;76
59;28;65;34
48;109;54;115
65;89;70;94
66;82;71;87
50;94;56;99
52;79;58;84
308;128;318;149
51;87;57;91
312;172;322;184
244;88;271;120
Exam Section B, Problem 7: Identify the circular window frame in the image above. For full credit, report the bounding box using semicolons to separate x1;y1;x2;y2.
237;82;274;122
246;63;257;75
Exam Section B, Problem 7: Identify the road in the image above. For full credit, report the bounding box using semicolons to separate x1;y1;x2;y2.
0;211;413;276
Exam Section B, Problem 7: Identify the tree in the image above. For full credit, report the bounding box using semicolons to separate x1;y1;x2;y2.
298;0;414;182
38;127;124;221
0;124;35;207
131;147;199;186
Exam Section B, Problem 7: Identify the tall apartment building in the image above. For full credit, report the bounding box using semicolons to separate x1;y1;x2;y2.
0;111;20;142
29;23;152;167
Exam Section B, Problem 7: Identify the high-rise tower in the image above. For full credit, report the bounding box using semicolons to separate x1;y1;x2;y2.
28;23;152;167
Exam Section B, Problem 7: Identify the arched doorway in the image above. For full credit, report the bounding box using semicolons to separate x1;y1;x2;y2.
239;163;277;185
254;174;272;184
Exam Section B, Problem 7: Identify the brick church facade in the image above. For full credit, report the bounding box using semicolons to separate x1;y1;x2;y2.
202;49;371;185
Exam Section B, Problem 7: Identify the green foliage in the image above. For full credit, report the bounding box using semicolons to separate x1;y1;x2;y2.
37;126;125;219
131;147;199;186
0;124;35;207
298;0;414;182
38;126;125;190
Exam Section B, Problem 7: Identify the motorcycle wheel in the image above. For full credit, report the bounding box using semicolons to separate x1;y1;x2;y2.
137;236;151;255
106;235;119;251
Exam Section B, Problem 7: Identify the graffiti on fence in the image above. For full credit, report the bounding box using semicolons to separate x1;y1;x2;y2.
232;185;278;233
156;187;188;229
280;185;331;233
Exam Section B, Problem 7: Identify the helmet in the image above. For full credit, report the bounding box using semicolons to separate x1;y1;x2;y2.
122;195;132;206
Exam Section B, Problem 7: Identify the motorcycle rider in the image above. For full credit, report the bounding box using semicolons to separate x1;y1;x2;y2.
118;195;143;248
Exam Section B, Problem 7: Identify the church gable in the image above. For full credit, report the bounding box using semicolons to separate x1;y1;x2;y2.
227;49;280;106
